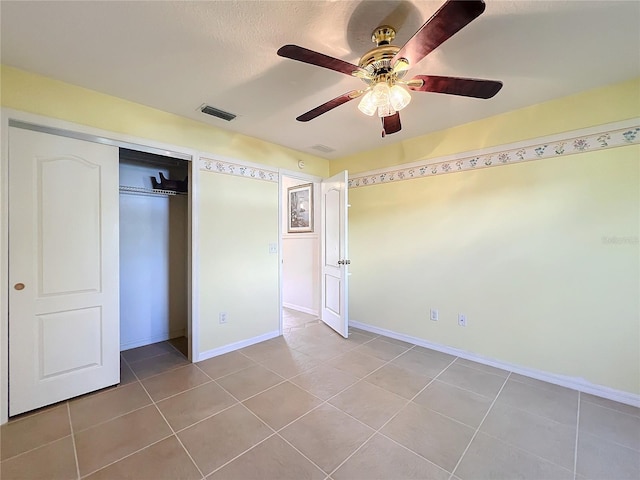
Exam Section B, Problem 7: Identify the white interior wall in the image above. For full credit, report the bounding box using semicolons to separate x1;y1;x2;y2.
281;175;320;315
119;159;187;350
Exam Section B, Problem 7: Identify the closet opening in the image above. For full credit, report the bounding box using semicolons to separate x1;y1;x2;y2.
118;148;190;361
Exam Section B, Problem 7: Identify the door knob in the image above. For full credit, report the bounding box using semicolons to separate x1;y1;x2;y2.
14;283;25;291
337;260;344;265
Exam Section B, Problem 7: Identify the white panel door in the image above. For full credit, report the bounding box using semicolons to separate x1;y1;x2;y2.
320;170;349;337
9;127;120;416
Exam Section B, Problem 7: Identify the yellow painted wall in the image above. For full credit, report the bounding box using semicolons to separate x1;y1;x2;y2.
349;146;639;393
198;173;279;352
0;65;329;177
331;78;640;175
338;78;640;394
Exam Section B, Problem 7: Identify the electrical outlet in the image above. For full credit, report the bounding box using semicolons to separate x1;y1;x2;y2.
458;313;467;327
430;309;439;321
219;312;228;324
269;243;278;254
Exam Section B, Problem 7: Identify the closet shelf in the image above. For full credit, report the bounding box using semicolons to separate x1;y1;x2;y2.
119;185;187;197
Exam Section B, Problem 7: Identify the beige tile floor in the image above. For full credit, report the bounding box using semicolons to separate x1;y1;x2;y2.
2;309;639;479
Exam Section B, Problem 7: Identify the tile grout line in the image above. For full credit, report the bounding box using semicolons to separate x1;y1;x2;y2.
447;372;512;480
129;360;191;383
204;431;280;478
3;401;68;425
78;434;175;479
449;386;591;474
179;364;297;477
76;351;181;479
72;402;152;435
579;398;640;418
91;355;203;479
238;336;372;371
200;379;329;479
198;336;390;478
66;402;81;480
450;388;580;430
322;343;420;406
325;352;460;477
241;402;330;478
452;357;511;378
172;402;240;437
0;436;71;464
573;392;581;480
279;429;346;477
0;429;86;464
143;375;216;404
123;348;182;367
66;357;155;435
474;430;577;475
127;354;207;480
430;376;501;403
173;362;289;435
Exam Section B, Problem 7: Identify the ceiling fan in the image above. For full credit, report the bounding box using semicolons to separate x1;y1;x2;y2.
277;0;502;137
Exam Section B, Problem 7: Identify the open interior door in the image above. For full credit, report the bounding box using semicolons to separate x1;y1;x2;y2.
320;170;349;337
8;126;120;415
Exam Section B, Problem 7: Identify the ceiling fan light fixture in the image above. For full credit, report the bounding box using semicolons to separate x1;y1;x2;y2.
389;84;411;111
357;91;377;116
371;82;391;107
377;103;395;118
359;82;410;118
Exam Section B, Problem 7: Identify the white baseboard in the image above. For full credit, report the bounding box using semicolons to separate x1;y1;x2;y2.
283;303;318;316
350;320;640;408
196;330;280;362
120;329;185;351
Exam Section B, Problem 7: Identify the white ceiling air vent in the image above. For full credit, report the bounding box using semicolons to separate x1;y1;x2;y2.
200;104;236;121
310;144;335;153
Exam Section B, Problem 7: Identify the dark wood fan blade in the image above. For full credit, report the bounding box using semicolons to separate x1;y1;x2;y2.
407;75;502;99
296;91;362;122
278;45;362;77
382;112;402;136
392;0;486;68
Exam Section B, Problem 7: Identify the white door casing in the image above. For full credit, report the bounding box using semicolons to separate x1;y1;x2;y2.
8;127;120;415
320;170;349;337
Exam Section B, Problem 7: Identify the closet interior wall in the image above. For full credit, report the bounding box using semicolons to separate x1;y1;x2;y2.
118;148;188;351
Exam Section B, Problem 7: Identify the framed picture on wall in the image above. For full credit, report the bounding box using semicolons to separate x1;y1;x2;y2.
288;183;314;233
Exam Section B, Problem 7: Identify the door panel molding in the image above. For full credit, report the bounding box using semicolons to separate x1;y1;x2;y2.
38;155;103;296
9;127;120;415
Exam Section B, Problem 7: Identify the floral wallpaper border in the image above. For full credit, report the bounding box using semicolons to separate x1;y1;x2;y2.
199;157;278;183
348;122;640;189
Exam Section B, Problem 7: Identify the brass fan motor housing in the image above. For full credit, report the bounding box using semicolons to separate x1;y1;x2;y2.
358;45;400;70
357;26;408;85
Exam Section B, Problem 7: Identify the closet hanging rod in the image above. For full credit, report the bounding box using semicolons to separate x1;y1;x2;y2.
119;185;187;197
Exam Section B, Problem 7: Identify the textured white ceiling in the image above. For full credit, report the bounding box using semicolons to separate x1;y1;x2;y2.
1;1;639;159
